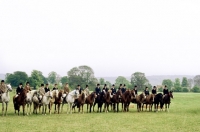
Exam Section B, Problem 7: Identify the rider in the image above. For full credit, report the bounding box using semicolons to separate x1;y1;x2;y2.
95;84;101;95
84;85;90;97
0;80;6;98
15;83;23;98
52;84;58;90
111;84;116;95
134;85;138;96
152;86;157;102
144;87;149;97
24;82;31;92
63;83;70;94
163;85;169;99
121;84;126;94
102;84;109;93
118;84;123;91
73;85;82;107
38;84;45;103
44;83;50;93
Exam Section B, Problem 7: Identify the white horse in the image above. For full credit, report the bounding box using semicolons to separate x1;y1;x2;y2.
0;84;12;116
41;91;53;115
25;90;38;115
66;89;79;114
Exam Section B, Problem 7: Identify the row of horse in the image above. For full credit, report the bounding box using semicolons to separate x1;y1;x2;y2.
0;84;173;116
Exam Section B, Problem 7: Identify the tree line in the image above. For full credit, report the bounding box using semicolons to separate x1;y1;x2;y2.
3;65;200;92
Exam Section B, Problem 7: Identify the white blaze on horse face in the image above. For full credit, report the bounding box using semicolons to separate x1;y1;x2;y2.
62;94;66;98
7;84;12;91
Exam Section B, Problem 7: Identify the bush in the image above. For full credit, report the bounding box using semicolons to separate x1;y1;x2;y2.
191;86;200;93
173;86;182;92
158;87;163;92
182;87;189;92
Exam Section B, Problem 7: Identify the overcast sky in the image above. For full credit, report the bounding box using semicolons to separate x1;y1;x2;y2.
0;0;200;77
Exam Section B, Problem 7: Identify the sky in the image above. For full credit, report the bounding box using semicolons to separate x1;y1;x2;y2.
0;0;200;77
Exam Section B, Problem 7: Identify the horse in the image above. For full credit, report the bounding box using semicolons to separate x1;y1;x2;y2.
121;90;132;112
154;93;163;112
86;92;96;113
13;89;27;116
76;90;86;113
142;94;154;111
49;90;59;114
0;84;12;116
161;91;173;112
110;89;122;112
93;91;104;113
134;92;146;112
103;90;112;113
25;90;37;115
66;89;79;114
54;90;64;114
40;91;53;115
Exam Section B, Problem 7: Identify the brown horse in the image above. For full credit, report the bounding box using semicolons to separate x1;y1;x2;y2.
121;90;132;112
76;90;86;113
161;91;173;112
85;92;96;113
134;92;146;112
142;94;154;111
13;89;27;116
110;89;122;112
103;90;112;113
54;90;63;114
93;91;104;113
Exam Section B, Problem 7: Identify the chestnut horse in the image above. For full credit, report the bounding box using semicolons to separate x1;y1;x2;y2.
54;90;64;114
161;91;173;112
142;94;154;111
76;90;86;113
121;90;132;112
13;89;27;116
86;92;96;113
110;89;122;112
135;92;146;112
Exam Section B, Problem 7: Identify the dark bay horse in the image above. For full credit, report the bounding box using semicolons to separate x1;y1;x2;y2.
154;93;163;112
161;91;173;112
103;90;112;113
142;94;154;111
85;92;96;113
121;90;132;112
135;92;146;112
93;91;104;113
77;90;86;113
110;89;122;112
54;90;63;114
13;89;27;116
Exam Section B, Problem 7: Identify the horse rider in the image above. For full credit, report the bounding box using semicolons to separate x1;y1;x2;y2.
0;80;6;99
144;87;149;97
111;84;116;95
95;84;101;95
118;84;123;91
44;83;50;93
163;85;169;99
15;83;23;98
121;84;126;94
38;84;45;103
152;86;157;102
24;82;31;92
52;84;58;90
84;85;90;97
102;84;109;93
73;85;82;107
134;85;138;97
63;83;70;94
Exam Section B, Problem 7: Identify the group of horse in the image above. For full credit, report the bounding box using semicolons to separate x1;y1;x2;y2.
0;84;174;116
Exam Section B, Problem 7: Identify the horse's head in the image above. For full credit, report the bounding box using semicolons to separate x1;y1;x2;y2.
47;91;53;99
6;84;12;92
169;91;173;99
74;89;79;98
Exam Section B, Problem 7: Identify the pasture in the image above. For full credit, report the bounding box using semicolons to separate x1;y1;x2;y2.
0;92;200;132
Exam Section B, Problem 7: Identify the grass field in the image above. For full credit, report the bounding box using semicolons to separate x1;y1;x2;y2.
0;92;200;132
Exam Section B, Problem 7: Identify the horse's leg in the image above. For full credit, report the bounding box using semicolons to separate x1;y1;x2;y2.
2;102;4;116
86;104;88;113
27;103;29;115
23;105;25;116
58;104;60;114
90;104;92;113
93;102;96;112
5;103;8;116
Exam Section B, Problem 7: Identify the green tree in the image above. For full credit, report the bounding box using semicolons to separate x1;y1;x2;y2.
174;78;181;88
162;79;173;90
181;77;188;87
182;87;189;92
78;65;95;83
99;78;105;85
29;70;43;88
191;86;200;93
61;76;68;84
115;76;130;88
6;71;28;87
105;81;112;88
48;71;57;84
193;75;200;87
131;72;149;90
188;78;193;89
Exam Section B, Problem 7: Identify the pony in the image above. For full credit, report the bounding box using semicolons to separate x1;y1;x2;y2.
54;90;64;114
40;91;53;115
66;89;79;114
103;90;112;113
142;94;154;111
49;90;59;114
25;90;38;115
110;89;122;112
134;92;146;112
154;93;163;112
93;91;104;113
85;92;96;113
161;91;173;112
13;89;27;116
0;84;12;116
76;90;86;113
121;90;132;112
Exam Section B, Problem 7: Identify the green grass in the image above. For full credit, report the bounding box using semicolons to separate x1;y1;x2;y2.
0;92;200;132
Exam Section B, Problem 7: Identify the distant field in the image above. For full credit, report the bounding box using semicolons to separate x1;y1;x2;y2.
0;92;200;132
